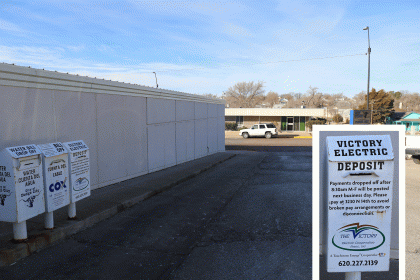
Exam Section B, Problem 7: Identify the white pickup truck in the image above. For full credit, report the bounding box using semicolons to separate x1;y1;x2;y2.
239;123;278;139
406;135;420;164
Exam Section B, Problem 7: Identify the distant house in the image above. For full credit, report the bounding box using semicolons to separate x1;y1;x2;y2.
388;112;420;131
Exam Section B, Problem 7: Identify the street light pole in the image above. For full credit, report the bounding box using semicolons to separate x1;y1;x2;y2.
152;72;159;88
363;26;371;110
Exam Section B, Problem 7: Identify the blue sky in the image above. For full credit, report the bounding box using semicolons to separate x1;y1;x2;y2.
0;0;419;97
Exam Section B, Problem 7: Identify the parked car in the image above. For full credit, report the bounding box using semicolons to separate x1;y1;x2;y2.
239;123;278;139
406;135;420;164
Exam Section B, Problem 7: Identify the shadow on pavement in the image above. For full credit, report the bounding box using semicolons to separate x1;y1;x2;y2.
275;134;300;138
226;145;312;152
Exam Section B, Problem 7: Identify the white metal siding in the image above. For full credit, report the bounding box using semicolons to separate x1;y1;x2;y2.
147;98;176;124
176;120;195;164
218;116;225;151
207;118;218;154
0;64;225;189
176;100;194;122
194;119;208;159
195;102;208;120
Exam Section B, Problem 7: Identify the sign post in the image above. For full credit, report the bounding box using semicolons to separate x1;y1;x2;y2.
350;110;371;125
326;135;394;277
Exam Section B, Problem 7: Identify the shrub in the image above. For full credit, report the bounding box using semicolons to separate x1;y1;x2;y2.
333;114;343;123
306;118;327;131
225;122;238;130
271;121;279;129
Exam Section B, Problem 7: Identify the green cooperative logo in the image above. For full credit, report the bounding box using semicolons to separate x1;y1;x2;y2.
74;177;89;191
332;223;385;251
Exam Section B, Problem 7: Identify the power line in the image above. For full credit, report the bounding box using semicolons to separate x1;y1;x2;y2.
147;53;367;74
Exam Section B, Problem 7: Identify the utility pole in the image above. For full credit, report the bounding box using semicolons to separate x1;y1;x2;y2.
371;101;374;124
363;26;371;110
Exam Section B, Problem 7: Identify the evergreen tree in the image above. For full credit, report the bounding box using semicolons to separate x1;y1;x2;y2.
358;88;394;123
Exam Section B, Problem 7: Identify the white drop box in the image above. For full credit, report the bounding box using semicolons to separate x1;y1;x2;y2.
63;140;90;202
37;142;70;212
326;135;394;273
0;144;45;223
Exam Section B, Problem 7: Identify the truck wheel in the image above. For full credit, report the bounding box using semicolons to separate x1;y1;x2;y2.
413;156;420;165
242;132;249;139
265;132;272;139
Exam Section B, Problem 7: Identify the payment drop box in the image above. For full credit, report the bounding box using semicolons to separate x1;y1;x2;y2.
37;142;70;212
0;144;45;223
63;140;90;202
326;135;394;272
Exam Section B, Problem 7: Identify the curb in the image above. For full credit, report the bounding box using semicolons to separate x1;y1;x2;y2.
0;153;236;267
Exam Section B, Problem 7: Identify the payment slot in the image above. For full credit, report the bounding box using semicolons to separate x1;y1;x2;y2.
63;140;90;219
37;142;70;229
326;135;394;273
0;144;45;241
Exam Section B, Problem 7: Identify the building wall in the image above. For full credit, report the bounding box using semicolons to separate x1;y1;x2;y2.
0;64;225;190
243;116;282;129
240;116;309;132
226;108;323;132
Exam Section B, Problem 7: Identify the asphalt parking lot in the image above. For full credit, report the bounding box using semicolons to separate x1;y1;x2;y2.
405;158;420;279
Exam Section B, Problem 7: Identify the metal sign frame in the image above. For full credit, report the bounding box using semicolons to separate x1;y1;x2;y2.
312;125;405;279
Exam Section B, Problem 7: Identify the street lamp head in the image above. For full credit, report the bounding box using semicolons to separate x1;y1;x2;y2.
363;26;369;30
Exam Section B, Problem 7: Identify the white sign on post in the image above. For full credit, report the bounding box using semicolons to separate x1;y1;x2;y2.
63;140;90;202
0;144;45;223
37;142;70;212
326;135;394;272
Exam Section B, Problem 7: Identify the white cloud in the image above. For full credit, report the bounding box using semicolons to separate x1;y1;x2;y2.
130;0;245;17
67;45;85;52
222;22;253;38
98;45;114;53
0;19;26;33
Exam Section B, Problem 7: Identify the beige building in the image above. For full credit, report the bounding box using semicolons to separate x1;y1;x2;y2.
225;108;326;132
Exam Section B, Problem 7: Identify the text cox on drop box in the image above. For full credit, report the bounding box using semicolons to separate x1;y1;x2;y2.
326;135;394;273
37;142;70;212
63;140;90;202
0;144;45;223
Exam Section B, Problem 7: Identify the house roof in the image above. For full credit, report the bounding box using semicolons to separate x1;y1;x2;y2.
402;112;420;120
396;119;420;123
390;111;409;121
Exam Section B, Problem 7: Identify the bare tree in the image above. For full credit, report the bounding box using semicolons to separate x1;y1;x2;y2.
264;91;280;108
351;91;366;109
223;81;265;108
305;86;319;107
398;91;420;112
201;93;219;99
280;92;305;108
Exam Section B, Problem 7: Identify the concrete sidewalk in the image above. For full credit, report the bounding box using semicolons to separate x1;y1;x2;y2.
0;152;235;267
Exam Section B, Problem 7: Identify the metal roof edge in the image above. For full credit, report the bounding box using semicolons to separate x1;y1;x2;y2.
0;63;225;104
